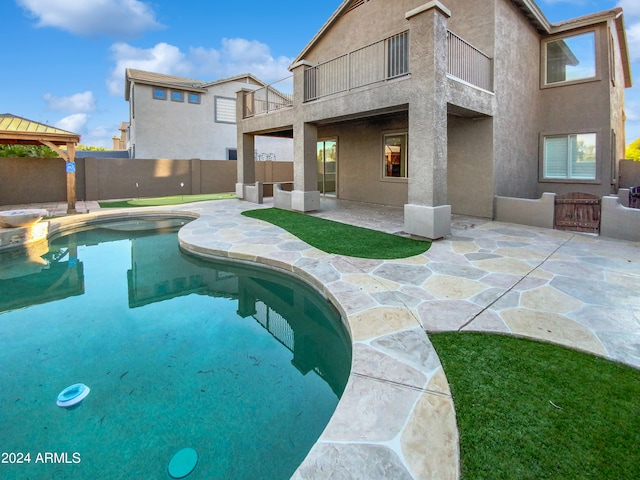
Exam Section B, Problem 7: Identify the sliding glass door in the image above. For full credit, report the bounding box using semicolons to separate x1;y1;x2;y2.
317;139;337;195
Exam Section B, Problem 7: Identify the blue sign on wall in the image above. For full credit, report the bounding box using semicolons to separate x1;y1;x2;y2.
66;162;76;173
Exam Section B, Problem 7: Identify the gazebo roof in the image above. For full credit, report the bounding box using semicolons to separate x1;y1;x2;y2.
0;114;81;145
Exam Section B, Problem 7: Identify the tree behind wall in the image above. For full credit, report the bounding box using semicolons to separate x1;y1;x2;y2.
626;138;640;161
0;144;58;157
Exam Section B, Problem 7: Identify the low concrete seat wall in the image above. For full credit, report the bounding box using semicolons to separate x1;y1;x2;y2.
274;183;292;210
601;195;640;241
494;193;555;229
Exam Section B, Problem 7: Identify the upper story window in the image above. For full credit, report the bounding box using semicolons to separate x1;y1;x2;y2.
215;96;236;124
171;90;184;102
543;133;596;180
544;31;596;85
188;92;201;104
383;133;408;178
152;87;167;100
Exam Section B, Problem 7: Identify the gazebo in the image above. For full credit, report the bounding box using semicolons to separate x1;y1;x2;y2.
0;114;81;213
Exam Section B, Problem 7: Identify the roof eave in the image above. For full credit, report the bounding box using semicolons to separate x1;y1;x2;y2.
615;12;633;88
510;0;551;33
289;0;352;69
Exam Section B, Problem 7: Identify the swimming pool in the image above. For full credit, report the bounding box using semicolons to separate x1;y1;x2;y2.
0;217;351;479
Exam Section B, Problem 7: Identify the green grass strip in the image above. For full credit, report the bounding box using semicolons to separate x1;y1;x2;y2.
99;193;235;208
242;208;430;259
429;332;640;480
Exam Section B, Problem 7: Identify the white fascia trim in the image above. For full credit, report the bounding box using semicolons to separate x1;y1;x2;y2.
406;1;451;20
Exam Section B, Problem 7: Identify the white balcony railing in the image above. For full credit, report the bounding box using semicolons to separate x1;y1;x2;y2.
304;31;409;102
243;76;293;118
447;31;493;92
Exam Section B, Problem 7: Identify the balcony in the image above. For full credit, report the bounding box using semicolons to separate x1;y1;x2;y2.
304;31;410;102
243;76;293;118
241;29;493;120
447;31;493;92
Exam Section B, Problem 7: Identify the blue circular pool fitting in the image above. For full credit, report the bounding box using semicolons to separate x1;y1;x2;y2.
167;448;198;479
56;383;90;407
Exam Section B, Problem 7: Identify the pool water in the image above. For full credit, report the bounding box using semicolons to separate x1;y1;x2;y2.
0;218;351;479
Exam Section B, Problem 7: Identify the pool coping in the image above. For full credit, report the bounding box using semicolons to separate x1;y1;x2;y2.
39;205;459;479
11;200;640;479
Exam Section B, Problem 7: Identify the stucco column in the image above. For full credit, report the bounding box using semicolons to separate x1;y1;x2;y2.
235;133;256;199
288;60;320;212
404;2;451;239
235;88;256;199
291;121;320;212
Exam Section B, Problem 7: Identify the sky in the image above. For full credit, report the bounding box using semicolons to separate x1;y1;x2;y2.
0;0;638;148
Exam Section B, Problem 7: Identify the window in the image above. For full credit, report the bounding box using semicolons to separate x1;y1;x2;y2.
171;90;184;102
153;87;167;100
545;31;596;85
387;31;409;78
383;133;408;178
227;148;237;161
215;96;236;123
543;133;596;180
188;92;201;104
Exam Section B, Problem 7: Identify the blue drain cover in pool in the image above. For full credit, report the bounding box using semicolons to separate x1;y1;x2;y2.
167;448;198;479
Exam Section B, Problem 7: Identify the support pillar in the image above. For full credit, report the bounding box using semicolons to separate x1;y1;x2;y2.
235;88;257;201
291;122;320;212
404;2;452;239
65;142;77;214
235;133;256;200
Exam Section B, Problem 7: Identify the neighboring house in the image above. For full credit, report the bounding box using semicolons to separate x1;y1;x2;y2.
112;122;129;151
125;69;293;161
236;0;632;239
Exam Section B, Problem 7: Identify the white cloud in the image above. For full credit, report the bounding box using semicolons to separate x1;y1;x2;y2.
107;38;293;97
107;42;191;96
618;0;640;18
43;91;96;113
55;113;89;133
193;38;292;82
626;100;640;122
17;0;163;38
83;125;117;148
617;1;640;62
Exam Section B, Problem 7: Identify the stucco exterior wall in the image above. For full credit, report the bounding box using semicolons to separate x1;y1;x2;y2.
446;0;495;55
492;0;541;199
131;81;293;161
448;115;495;217
318;113;409;207
609;18;629;177
303;0;421;63
537;23;616;198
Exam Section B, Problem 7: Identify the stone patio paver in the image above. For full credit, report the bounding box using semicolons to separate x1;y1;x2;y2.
3;197;639;479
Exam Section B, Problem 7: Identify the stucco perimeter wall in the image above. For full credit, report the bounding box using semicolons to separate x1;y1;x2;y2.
619;160;640;188
0;156;75;204
0;157;293;205
318;113;409;207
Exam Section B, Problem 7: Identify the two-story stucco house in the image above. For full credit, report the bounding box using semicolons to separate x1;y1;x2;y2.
125;69;293;161
236;0;632;239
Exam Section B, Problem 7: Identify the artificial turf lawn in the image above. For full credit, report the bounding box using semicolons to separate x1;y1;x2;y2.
429;332;640;480
242;208;430;259
99;193;235;208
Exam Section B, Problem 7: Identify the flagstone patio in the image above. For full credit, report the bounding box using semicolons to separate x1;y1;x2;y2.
4;197;640;479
